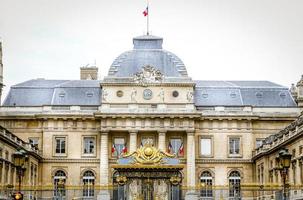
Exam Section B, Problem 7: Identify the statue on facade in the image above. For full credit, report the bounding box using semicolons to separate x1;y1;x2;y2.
102;88;108;102
131;88;137;103
186;91;194;103
158;88;165;102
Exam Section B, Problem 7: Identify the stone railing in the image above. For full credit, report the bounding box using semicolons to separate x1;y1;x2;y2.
253;114;303;157
0;126;40;155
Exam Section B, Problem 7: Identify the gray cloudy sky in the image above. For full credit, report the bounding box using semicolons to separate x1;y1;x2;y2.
0;0;302;99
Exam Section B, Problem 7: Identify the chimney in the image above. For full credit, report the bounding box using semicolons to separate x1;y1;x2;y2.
80;64;98;80
0;41;3;103
296;75;303;107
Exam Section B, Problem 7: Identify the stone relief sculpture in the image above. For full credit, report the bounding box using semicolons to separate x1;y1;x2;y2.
158;88;165;102
131;88;137;103
133;65;163;85
186;91;193;103
102;88;108;102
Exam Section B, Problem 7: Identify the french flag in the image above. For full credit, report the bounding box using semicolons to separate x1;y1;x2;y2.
111;143;116;154
179;142;184;156
168;142;173;154
143;6;148;17
122;143;128;154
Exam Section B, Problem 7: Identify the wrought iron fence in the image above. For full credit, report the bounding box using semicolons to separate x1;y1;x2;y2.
0;187;303;200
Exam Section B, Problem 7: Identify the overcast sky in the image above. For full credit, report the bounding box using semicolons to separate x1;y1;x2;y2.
0;0;302;100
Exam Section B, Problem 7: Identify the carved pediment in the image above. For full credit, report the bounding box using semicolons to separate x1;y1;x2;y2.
133;65;163;85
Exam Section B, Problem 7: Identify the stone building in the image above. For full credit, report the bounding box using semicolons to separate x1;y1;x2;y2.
0;35;302;200
0;125;41;199
253;113;303;200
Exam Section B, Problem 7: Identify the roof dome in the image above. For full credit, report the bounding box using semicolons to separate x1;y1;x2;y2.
107;35;188;78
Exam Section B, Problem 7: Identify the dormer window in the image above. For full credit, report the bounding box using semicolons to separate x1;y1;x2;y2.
256;92;263;98
86;92;94;98
59;93;66;98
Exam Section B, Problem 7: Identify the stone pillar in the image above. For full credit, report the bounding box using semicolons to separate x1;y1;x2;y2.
97;130;110;200
158;130;166;152
185;130;198;200
129;130;138;153
1;161;4;185
7;164;11;184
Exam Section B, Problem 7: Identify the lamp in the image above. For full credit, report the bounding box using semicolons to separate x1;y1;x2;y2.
278;149;292;168
275;148;292;200
13;149;27;196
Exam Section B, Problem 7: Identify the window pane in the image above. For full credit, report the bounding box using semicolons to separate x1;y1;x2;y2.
114;138;125;156
84;137;95;154
201;138;211;156
141;137;154;146
55;138;66;154
170;139;182;154
230;138;240;155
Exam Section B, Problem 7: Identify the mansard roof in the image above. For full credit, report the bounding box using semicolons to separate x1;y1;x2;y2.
194;80;296;107
3;79;101;106
2;79;296;107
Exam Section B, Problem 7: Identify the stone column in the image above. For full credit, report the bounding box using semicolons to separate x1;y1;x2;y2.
97;130;110;200
158;130;166;152
185;130;198;200
1;161;4;185
129;130;138;153
7;164;11;184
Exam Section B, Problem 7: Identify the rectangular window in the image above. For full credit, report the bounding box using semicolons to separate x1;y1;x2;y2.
256;139;264;148
83;137;95;154
201;138;212;156
55;137;66;154
113;138;125;156
229;138;240;155
169;138;182;155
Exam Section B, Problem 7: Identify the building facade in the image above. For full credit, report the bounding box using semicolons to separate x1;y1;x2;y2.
0;35;302;200
253;113;303;200
0;125;41;199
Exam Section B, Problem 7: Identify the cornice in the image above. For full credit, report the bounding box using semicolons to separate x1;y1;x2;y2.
196;158;252;164
94;112;201;118
42;158;100;163
101;82;195;87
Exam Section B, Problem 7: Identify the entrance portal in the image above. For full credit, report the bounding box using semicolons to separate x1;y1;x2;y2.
112;144;183;200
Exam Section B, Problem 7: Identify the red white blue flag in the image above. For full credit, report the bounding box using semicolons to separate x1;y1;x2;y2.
143;6;148;17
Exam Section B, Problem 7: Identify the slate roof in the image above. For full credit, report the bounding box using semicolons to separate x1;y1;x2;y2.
107;35;188;78
194;81;296;107
3;79;101;106
2;79;297;107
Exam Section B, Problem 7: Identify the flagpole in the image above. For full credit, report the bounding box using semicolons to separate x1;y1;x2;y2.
147;0;149;35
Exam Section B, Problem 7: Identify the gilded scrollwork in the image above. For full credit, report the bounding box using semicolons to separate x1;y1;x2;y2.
123;142;175;165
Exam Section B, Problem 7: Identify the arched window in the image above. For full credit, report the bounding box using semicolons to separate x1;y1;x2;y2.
200;171;213;197
83;171;95;197
229;171;241;198
53;170;66;199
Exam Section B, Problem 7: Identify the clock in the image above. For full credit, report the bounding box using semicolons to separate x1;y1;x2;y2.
143;89;153;100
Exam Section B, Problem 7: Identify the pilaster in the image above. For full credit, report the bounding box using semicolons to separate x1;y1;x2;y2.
99;130;109;185
185;130;198;200
158;130;166;152
98;130;110;200
186;130;196;187
129;130;138;153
